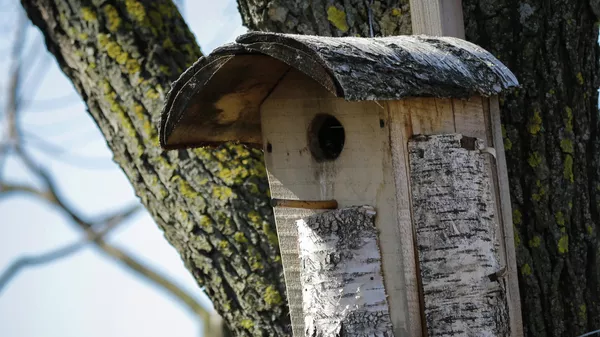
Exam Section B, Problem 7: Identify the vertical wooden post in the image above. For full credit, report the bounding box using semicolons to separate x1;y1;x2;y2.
488;97;524;337
409;1;523;336
409;0;465;38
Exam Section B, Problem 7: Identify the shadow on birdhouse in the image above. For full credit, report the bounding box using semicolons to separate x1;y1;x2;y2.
160;32;521;337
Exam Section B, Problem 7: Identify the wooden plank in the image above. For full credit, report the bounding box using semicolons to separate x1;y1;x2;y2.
480;97;505;275
271;206;315;336
487;96;524;337
162;55;289;148
261;69;412;337
453;97;487;143
455;96;509;330
409;0;465;38
409;134;510;337
405;97;456;135
297;206;394;336
452;96;506;296
387;100;424;337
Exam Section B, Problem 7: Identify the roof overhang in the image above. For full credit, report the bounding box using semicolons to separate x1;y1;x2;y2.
160;32;519;150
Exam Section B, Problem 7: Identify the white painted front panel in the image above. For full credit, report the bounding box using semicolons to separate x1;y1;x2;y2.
260;70;410;337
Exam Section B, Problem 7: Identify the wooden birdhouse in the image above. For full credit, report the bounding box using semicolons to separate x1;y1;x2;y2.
160;32;522;337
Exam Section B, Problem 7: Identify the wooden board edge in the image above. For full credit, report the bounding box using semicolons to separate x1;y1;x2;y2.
487;96;524;337
386;100;424;337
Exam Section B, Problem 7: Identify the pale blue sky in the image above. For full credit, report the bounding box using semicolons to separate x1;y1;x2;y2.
0;1;246;336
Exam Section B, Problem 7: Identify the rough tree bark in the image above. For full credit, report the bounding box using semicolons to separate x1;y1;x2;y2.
21;0;600;336
20;1;289;336
237;1;600;336
462;2;600;336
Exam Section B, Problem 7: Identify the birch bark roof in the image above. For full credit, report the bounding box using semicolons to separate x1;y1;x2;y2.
160;32;518;149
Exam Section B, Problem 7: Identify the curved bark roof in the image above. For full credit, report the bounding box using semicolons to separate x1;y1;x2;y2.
160;32;518;149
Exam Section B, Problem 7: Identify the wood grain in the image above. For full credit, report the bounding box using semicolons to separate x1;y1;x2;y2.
453;97;487;142
387;100;424;337
271;199;338;209
161;32;519;149
405;97;455;135
409;0;465;38
261;70;411;337
487;96;524;337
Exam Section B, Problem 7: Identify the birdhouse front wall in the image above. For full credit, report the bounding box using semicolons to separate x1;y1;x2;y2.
260;69;413;337
157;31;523;337
259;69;520;337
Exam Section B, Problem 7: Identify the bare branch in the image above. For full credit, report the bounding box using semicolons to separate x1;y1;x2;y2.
4;11;27;145
0;181;47;199
1;86;212;325
96;240;212;322
0;150;214;323
1;2;220;332
0;241;86;292
22;130;116;170
0;209;133;294
0;143;10;181
11;148;87;224
579;329;600;337
91;204;141;227
19;93;80;112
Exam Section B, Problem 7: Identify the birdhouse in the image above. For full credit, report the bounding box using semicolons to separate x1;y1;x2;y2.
160;32;522;337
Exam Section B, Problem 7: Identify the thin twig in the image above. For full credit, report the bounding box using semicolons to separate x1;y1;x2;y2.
0;181;45;199
579;329;600;337
0;210;132;294
0;143;10;182
5;10;26;145
96;240;212;323
13;148;90;226
22;130;115;170
0;5;218;332
0;156;213;322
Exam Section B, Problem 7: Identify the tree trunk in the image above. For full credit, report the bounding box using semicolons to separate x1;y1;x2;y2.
237;0;413;37
22;0;600;336
237;1;600;336
20;1;289;336
462;1;600;336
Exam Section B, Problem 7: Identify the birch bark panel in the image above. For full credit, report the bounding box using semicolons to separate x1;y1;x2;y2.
408;134;509;337
297;206;394;337
261;70;411;337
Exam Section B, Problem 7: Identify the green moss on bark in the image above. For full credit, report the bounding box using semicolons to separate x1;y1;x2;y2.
20;1;290;336
23;1;600;337
464;1;600;335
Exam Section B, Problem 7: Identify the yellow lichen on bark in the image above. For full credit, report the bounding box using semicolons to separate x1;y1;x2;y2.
327;5;349;32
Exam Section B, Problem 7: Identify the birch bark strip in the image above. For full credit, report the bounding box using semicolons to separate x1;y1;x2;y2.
408;134;509;337
296;206;394;337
